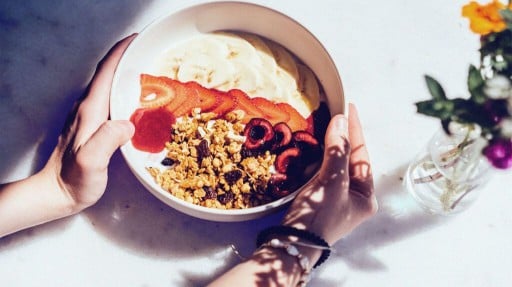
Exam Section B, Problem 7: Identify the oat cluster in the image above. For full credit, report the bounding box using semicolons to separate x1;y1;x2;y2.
147;108;277;209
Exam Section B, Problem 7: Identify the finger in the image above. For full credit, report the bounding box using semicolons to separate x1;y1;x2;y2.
318;114;351;185
347;103;372;179
75;34;137;147
75;120;135;171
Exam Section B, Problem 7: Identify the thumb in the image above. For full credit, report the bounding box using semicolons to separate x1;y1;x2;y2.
78;120;135;170
318;114;351;184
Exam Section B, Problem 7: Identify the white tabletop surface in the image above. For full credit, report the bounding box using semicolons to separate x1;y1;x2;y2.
1;0;512;286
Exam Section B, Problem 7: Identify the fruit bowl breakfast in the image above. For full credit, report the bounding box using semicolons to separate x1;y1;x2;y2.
110;2;344;221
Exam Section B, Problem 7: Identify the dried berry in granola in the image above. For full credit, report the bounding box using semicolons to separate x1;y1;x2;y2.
161;157;175;166
224;169;243;185
196;139;211;161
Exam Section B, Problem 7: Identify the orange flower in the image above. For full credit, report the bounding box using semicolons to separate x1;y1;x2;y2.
462;0;510;35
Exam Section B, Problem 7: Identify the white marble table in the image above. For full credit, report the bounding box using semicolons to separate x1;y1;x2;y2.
1;0;512;286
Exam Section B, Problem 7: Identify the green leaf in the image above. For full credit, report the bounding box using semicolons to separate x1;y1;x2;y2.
424;75;447;100
467;65;486;104
441;119;452;135
415;99;454;120
467;65;484;90
447;99;499;131
500;9;512;30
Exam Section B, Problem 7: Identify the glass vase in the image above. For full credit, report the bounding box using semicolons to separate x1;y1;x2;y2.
404;125;493;215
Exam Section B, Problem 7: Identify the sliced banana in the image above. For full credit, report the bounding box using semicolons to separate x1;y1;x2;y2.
231;61;263;94
214;32;260;65
296;63;320;114
237;32;278;74
265;40;300;82
255;72;283;100
158;47;186;79
177;54;235;89
273;66;300;104
157;35;230;80
183;35;230;58
155;32;321;117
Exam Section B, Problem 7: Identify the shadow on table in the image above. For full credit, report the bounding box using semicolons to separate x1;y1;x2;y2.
177;163;450;287
0;2;451;284
0;0;151;250
0;213;76;250
0;0;150;182
84;151;286;259
327;163;448;273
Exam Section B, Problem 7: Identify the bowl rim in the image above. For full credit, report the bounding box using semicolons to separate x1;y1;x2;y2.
110;1;344;221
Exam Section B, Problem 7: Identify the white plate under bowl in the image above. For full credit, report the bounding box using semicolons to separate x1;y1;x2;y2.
110;1;344;222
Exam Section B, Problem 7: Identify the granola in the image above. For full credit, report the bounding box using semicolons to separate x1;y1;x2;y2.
147;108;277;209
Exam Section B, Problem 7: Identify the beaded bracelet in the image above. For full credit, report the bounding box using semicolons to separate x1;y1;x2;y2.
256;225;331;269
260;238;311;287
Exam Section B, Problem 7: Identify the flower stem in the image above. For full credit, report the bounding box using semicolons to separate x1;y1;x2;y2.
450;188;471;210
412;137;475;184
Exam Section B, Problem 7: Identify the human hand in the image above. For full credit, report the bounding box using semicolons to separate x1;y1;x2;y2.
206;104;377;287
0;35;137;237
282;103;377;245
41;34;136;212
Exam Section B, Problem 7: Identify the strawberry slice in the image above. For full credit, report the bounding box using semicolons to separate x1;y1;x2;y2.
139;74;177;108
251;97;290;125
229;89;264;123
306;115;314;135
130;107;176;153
163;80;198;117
185;81;221;112
277;103;309;132
209;91;236;117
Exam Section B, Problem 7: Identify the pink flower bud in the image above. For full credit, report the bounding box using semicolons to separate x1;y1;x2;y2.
483;138;512;169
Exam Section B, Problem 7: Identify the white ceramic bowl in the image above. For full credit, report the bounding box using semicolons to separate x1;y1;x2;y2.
111;1;344;221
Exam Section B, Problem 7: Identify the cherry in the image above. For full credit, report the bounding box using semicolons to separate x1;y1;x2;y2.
243;118;274;150
271;122;293;151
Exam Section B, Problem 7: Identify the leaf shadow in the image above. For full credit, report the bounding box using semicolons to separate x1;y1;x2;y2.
329;163;448;272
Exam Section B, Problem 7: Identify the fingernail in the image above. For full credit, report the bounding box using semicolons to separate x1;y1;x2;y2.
119;120;135;137
334;114;348;135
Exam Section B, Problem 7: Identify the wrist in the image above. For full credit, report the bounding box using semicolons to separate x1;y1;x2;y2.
257;225;331;269
270;234;323;269
252;243;317;286
0;169;77;237
37;166;81;216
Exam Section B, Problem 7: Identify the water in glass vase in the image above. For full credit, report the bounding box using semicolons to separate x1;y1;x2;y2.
404;125;492;214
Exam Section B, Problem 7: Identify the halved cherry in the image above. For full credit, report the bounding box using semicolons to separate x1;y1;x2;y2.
275;147;301;174
243;118;275;150
292;131;321;164
309;102;331;143
267;173;291;198
292;131;319;147
271;122;293;151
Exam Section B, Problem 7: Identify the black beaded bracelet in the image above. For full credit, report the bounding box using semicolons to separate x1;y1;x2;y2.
256;225;331;269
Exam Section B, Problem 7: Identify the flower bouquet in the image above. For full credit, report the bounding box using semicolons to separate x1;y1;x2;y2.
405;0;512;213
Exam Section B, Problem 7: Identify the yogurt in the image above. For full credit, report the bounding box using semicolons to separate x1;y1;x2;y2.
155;31;321;117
